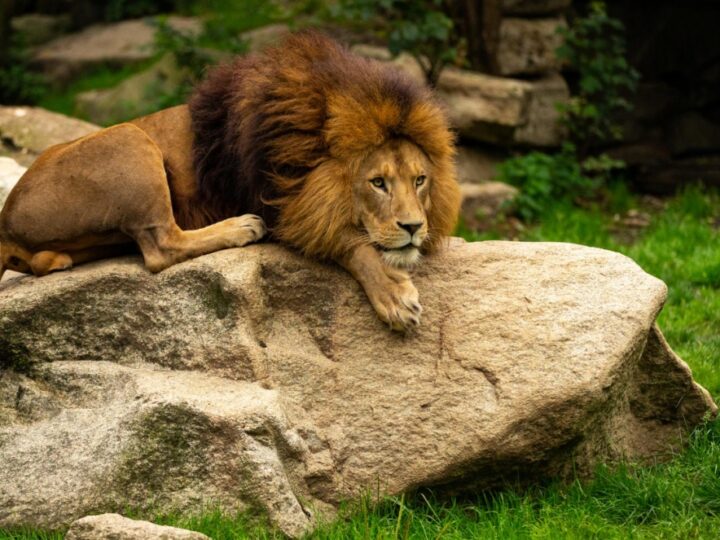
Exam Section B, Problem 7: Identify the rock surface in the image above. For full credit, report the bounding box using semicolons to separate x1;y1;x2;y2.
460;182;518;229
0;242;715;535
33;17;201;83
497;17;566;76
75;54;189;125
455;145;506;184
0;107;100;166
439;69;568;146
65;514;209;540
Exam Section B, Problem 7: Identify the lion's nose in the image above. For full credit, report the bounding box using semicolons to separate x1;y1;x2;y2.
397;221;423;236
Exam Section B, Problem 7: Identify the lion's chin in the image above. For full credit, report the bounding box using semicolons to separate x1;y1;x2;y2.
380;246;422;268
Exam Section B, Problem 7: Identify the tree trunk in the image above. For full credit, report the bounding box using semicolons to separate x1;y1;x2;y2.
0;0;14;66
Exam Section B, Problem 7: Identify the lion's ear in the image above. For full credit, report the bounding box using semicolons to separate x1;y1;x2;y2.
274;159;355;260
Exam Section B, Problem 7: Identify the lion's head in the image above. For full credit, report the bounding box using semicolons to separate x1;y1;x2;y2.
352;139;435;267
190;31;460;265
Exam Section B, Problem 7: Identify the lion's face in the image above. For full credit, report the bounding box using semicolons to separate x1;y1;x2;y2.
352;139;432;268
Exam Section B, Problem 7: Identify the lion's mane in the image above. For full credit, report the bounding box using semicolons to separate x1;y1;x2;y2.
188;31;460;259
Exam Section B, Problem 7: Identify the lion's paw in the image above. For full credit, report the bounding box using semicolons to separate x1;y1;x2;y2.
368;268;422;332
230;214;267;245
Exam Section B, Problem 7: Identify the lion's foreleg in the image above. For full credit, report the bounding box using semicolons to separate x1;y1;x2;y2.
337;243;422;331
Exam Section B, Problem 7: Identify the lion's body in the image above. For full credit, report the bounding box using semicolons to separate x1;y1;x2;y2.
0;32;460;330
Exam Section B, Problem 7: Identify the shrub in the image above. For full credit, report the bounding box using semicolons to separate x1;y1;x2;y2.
555;1;639;156
0;38;47;105
499;2;637;222
331;0;461;86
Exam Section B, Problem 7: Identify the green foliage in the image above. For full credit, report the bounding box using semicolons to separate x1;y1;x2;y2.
497;143;627;222
498;2;637;222
0;37;47;105
331;0;460;86
151;17;215;81
556;1;640;154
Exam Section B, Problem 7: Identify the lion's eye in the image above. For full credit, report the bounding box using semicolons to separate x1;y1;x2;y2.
415;175;427;187
370;177;386;190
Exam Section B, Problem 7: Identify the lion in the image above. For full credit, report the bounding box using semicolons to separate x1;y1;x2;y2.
0;32;460;331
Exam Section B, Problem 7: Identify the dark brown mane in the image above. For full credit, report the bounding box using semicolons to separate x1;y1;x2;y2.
188;31;458;258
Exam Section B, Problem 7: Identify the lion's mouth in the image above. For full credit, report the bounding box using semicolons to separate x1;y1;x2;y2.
376;242;415;252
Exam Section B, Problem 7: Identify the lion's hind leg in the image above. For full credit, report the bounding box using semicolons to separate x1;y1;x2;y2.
130;214;267;273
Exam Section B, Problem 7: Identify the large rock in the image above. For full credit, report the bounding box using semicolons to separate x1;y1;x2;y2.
33;17;201;84
351;45;569;147
0;242;715;536
497;17;566;76
66;514;208;540
439;69;568;147
0;107;100;166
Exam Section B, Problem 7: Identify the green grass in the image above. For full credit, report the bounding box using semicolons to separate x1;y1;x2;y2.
2;186;718;540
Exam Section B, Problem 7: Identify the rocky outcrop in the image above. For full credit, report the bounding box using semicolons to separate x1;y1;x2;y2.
460;182;518;228
352;45;569;146
0;107;99;166
455;145;506;184
439;69;568;146
33;17;201;84
66;514;208;540
0;241;715;536
497;17;566;76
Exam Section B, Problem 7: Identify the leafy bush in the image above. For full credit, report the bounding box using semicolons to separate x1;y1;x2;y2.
556;1;639;155
499;2;637;222
331;0;461;86
0;39;47;105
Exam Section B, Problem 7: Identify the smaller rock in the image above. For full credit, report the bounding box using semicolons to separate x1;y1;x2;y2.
33;17;201;84
460;182;518;230
669;112;720;157
241;23;291;52
502;0;571;15
0;107;100;163
65;514;209;540
497;17;566;76
11;13;71;45
75;54;189;125
456;145;506;184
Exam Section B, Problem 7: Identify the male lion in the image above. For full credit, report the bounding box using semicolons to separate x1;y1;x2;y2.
0;32;460;330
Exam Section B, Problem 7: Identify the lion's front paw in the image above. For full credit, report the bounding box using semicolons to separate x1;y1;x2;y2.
231;214;267;245
367;268;422;332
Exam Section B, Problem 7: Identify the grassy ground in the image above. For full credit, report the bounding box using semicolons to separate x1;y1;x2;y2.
2;186;718;540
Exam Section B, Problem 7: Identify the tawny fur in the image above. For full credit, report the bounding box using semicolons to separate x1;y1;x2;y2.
0;32;460;330
189;31;460;260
